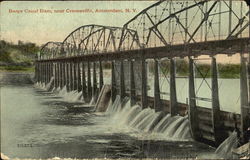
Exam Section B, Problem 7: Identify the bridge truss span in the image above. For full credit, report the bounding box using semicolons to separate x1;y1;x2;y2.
61;24;141;58
124;0;249;48
36;0;250;147
40;42;62;60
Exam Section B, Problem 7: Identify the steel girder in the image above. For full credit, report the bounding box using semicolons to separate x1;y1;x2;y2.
123;0;249;48
39;0;249;60
40;42;62;60
61;24;140;58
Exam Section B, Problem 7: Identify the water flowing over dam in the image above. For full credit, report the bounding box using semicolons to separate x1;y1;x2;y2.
0;72;245;159
34;0;250;158
2;0;250;159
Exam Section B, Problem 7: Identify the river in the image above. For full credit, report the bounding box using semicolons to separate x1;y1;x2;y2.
1;72;238;159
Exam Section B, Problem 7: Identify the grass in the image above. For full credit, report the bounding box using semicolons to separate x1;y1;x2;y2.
0;65;34;72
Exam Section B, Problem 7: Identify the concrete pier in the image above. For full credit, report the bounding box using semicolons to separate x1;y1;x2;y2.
154;59;162;112
188;57;201;141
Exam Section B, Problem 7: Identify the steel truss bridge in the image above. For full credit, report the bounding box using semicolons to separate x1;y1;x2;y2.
36;0;250;146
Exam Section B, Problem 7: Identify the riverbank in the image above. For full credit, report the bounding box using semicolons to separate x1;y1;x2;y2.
0;65;34;72
1;79;215;159
0;71;34;85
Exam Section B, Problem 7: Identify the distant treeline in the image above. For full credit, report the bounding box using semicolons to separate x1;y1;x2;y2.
0;40;241;77
103;60;241;79
148;59;240;79
0;40;40;66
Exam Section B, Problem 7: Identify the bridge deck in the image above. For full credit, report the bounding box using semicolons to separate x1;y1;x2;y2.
37;37;249;62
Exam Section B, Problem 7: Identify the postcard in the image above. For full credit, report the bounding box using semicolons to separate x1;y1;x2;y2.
0;0;250;159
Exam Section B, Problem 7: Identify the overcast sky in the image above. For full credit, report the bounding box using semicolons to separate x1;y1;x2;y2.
0;1;154;45
0;1;248;64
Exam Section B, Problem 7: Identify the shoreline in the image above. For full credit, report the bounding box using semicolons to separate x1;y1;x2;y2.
0;65;34;73
0;71;34;85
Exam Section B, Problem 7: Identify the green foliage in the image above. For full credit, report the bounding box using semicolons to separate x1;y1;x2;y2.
176;59;188;76
0;66;34;72
0;50;13;62
194;63;211;78
0;40;40;65
103;62;111;69
218;64;240;78
148;59;240;79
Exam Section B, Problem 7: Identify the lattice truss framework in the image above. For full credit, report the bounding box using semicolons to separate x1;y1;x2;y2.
40;42;62;59
40;0;249;59
124;0;249;48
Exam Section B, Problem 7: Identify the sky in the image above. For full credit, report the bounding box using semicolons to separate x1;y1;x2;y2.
0;1;249;64
0;1;154;45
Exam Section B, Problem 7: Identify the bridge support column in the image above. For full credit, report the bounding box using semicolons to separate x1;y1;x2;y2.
69;62;73;91
49;62;52;83
49;63;52;83
47;62;51;83
45;62;48;84
60;62;63;89
43;62;46;84
92;62;97;101
57;62;60;89
188;57;200;141
170;58;178;115
99;61;104;91
240;50;249;143
77;62;82;92
211;56;224;145
63;62;66;87
73;62;77;91
130;60;136;106
39;63;42;83
41;63;43;83
47;63;49;84
154;59;162;112
47;62;50;84
50;63;53;82
44;62;48;85
41;63;44;83
66;62;69;91
111;61;117;103
51;63;54;82
54;62;58;88
45;63;48;84
44;63;46;84
44;62;49;84
87;61;92;102
34;63;37;82
52;63;55;87
61;62;64;88
57;62;60;88
54;63;57;88
36;63;40;83
120;60;125;100
248;9;250;112
141;58;148;108
50;63;52;83
36;63;39;82
82;62;87;101
41;62;45;83
72;62;75;90
45;63;47;84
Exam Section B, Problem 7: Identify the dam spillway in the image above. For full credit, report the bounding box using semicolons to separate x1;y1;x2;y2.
34;0;250;158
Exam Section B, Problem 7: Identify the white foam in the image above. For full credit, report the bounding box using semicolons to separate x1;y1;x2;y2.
105;96;192;141
214;131;238;159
